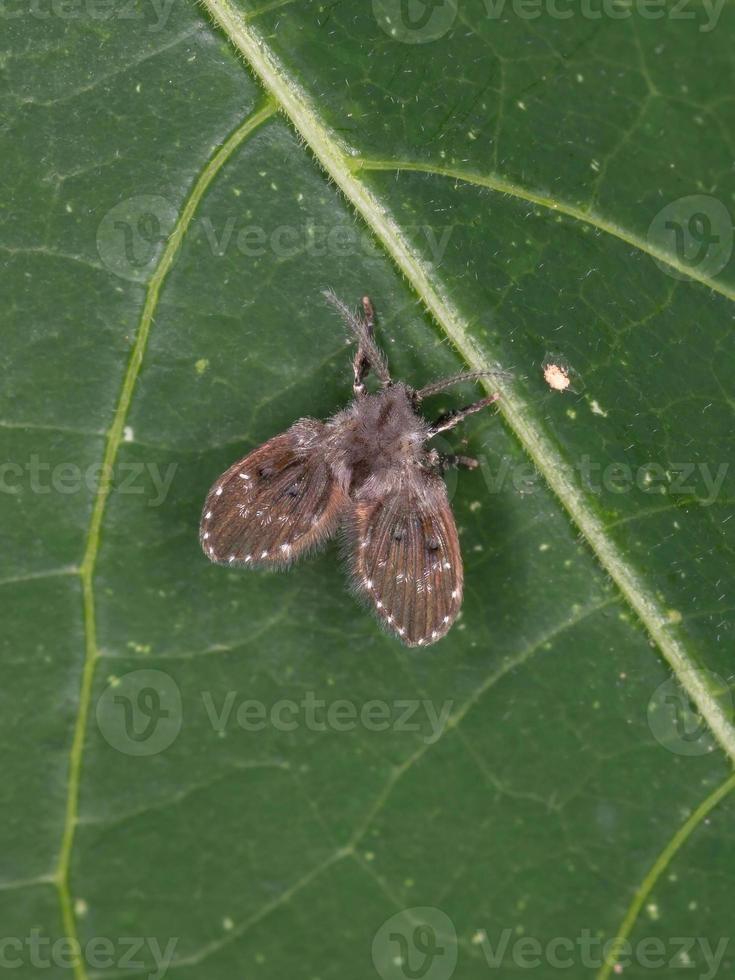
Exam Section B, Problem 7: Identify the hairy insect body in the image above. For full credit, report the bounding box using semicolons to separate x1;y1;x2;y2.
200;293;498;647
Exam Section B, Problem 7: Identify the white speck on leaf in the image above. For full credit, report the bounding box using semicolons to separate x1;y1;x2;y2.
543;363;571;392
589;399;608;417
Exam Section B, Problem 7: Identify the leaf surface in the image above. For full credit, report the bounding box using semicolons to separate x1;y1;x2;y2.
2;2;735;977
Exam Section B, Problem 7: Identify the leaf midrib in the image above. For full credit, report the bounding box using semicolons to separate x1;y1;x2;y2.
200;0;735;766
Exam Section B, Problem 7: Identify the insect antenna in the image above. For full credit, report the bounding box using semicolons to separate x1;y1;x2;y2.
416;370;499;401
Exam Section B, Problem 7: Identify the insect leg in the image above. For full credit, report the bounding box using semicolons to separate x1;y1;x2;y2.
361;295;375;332
437;453;479;471
429;393;499;435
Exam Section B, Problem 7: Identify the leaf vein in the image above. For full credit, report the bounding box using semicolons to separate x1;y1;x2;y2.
346;597;615;855
353;158;735;304
55;96;278;980
596;771;735;980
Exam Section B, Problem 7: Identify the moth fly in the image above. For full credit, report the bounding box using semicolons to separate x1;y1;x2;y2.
200;293;499;646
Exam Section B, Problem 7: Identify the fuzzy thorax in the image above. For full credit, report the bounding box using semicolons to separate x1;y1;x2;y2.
325;384;430;493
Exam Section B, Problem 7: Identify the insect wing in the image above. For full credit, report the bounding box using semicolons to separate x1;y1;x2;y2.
350;473;463;646
200;421;347;567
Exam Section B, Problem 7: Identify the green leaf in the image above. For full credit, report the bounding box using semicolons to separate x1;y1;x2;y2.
2;2;735;979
